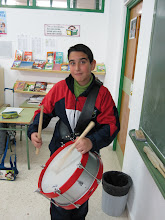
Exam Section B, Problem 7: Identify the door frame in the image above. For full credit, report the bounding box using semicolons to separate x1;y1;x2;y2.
113;0;142;151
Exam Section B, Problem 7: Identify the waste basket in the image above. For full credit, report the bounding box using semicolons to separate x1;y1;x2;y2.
102;171;132;217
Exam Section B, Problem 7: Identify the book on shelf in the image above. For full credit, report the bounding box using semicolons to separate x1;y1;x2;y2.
32;59;46;69
46;83;54;93
96;63;106;72
23;51;33;61
46;52;54;63
29;95;44;101
61;63;69;71
24;82;35;91
19;61;34;69
15;50;24;61
34;81;47;92
45;63;53;70
12;60;21;68
68;65;70;71
27;95;44;104
54;52;63;64
14;81;26;91
53;63;61;71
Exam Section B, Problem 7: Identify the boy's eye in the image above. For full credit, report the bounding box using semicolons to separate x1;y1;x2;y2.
80;60;86;64
69;62;75;65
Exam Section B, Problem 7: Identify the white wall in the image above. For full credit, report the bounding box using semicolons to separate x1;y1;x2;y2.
104;0;126;104
122;0;165;219
0;6;111;107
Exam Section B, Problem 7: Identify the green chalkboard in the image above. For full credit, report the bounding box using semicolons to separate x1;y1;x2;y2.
140;0;165;160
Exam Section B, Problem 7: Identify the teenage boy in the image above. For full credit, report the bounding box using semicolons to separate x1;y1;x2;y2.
28;44;120;220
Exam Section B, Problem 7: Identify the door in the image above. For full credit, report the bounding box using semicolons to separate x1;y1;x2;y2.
116;1;143;155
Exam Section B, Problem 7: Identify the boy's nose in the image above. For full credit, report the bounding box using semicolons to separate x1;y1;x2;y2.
75;63;80;71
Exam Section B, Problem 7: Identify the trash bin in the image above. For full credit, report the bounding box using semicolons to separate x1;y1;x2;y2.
102;171;133;217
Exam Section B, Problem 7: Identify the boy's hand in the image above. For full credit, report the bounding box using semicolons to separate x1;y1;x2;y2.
74;137;92;154
31;132;42;149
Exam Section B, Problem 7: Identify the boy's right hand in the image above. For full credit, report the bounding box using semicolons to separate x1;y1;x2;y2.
31;132;42;149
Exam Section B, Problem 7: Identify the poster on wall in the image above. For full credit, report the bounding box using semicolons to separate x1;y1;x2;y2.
44;24;80;37
0;11;7;35
129;17;137;39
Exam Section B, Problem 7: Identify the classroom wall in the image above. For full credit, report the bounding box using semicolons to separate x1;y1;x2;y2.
0;2;115;107
121;0;165;219
104;0;126;103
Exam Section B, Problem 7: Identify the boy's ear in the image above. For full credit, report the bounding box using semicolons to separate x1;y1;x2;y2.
91;60;96;71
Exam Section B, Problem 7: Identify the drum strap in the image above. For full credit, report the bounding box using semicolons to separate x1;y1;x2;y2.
74;79;102;136
59;78;102;142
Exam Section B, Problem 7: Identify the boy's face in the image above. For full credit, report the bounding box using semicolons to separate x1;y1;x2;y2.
69;51;96;86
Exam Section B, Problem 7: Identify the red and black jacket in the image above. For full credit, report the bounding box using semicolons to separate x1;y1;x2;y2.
27;74;120;154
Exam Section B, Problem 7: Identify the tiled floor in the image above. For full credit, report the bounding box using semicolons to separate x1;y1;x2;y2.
0;131;128;220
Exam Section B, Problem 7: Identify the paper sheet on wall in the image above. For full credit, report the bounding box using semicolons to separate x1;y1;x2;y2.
17;34;31;51
45;38;56;51
32;37;42;55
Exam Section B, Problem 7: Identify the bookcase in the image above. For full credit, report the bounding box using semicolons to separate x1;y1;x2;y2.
11;67;105;96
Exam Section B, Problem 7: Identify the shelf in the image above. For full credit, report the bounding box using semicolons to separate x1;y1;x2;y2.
14;80;50;96
14;90;47;95
11;67;106;75
129;129;165;199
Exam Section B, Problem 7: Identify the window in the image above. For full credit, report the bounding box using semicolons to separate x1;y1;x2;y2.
36;0;50;7
2;0;28;5
73;0;101;10
0;0;104;12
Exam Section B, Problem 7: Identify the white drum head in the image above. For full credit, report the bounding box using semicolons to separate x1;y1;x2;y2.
41;144;82;193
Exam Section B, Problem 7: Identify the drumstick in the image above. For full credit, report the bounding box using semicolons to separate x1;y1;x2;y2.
55;121;95;173
36;105;44;155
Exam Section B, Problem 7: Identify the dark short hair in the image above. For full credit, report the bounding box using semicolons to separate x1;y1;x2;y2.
68;44;94;63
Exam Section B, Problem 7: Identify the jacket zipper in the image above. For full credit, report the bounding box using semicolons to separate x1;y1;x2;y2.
74;97;78;119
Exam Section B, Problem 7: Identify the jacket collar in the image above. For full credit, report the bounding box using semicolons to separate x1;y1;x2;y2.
65;73;96;97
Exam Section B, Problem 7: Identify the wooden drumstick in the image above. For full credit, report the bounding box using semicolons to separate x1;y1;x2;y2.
55;121;95;173
36;105;44;155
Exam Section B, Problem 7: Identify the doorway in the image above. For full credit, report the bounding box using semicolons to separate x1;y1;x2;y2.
113;0;143;166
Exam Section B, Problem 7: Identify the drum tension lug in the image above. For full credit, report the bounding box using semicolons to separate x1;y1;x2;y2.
35;188;41;193
53;187;61;194
54;189;80;209
94;151;101;158
77;162;83;169
41;165;45;168
35;188;59;207
77;163;101;185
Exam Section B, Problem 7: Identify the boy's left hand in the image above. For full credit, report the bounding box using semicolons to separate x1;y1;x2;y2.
74;137;92;154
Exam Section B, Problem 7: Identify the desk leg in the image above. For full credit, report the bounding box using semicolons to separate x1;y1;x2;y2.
25;125;30;170
20;125;22;141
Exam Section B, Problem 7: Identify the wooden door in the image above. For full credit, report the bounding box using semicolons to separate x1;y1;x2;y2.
117;1;143;155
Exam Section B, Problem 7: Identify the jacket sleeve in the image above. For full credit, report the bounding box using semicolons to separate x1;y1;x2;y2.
27;112;53;140
27;83;59;140
87;86;120;152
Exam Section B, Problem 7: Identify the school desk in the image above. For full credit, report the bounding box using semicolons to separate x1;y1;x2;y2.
0;107;38;170
19;99;40;108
